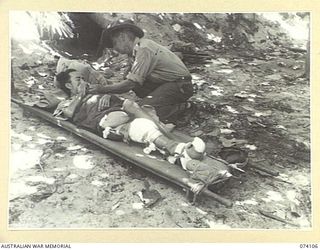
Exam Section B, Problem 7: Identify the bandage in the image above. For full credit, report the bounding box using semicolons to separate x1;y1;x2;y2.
185;137;206;160
99;111;130;128
143;143;157;154
102;127;112;139
128;118;162;143
172;137;206;170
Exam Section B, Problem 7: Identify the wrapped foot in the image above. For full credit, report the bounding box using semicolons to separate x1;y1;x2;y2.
173;137;206;169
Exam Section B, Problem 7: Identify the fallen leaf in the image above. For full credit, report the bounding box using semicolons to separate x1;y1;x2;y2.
217;69;233;74
276;125;287;130
217;58;230;64
220;128;235;134
234;91;248;98
226;105;239;114
38;72;48;77
67;145;83;150
253;111;271;117
260;82;270;86
220;138;248;147
196;207;208;215
292;65;301;70
245;144;257;150
265;74;282;81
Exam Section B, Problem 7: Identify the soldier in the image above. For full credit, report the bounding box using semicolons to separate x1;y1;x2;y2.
91;18;194;123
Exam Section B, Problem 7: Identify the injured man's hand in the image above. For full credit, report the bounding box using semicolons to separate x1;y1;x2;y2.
98;94;112;111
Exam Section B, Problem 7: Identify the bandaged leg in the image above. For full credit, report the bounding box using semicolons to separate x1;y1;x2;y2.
126;118;180;152
127;118;162;143
123;99;175;135
115;116;177;154
127;118;206;166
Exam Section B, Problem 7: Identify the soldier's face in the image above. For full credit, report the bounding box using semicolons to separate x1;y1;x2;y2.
111;32;133;55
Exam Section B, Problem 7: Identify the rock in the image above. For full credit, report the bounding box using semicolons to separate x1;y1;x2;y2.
290;202;301;218
277;62;286;67
172;23;182;32
19;63;30;70
140;188;162;208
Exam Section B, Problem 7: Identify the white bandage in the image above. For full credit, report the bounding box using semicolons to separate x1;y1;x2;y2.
99;115;108;128
102;127;112;139
143;143;157;155
128;118;162;144
180;150;192;170
99;111;130;129
192;137;206;154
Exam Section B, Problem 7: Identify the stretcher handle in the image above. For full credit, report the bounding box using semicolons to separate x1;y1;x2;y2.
202;188;233;208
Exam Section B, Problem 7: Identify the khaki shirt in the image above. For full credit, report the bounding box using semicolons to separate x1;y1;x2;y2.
126;39;191;85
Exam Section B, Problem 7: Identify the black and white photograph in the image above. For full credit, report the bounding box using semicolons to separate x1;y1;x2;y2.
9;11;311;229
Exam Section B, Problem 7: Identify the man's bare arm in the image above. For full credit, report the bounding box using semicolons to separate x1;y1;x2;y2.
88;79;138;94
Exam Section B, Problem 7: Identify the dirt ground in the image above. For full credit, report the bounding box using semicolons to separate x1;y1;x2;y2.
9;14;311;229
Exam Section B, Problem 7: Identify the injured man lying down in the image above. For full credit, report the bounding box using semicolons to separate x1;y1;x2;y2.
49;62;233;196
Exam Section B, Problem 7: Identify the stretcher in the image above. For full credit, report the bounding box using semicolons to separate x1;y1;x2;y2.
12;98;233;207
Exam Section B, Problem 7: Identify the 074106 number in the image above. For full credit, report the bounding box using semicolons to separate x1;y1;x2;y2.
300;244;319;248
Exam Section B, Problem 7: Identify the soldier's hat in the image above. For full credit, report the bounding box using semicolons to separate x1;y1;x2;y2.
97;18;144;57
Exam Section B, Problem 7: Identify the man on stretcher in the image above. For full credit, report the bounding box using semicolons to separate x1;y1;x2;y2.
53;67;231;196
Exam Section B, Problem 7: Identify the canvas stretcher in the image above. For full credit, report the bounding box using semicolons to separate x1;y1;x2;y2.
11;98;233;208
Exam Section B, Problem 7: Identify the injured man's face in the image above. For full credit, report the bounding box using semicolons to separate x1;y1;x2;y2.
65;71;88;96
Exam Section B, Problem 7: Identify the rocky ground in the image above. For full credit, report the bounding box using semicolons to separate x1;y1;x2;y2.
9;13;311;229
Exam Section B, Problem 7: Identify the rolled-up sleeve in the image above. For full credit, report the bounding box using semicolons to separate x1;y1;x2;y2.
126;48;154;85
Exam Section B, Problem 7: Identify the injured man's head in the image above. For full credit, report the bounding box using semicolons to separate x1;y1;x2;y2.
55;69;88;97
